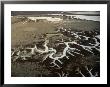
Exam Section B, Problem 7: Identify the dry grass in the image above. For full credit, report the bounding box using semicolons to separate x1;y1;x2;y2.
61;19;100;31
11;18;57;47
11;16;100;47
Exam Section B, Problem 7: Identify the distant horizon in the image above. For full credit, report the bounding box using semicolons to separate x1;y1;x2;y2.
11;11;100;16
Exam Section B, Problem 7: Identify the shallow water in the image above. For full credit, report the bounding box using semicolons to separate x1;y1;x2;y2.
72;15;100;21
